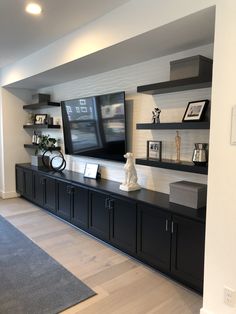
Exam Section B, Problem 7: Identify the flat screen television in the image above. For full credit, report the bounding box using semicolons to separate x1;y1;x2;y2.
61;91;126;162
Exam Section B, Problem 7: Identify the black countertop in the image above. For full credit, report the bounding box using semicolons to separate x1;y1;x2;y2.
16;163;206;223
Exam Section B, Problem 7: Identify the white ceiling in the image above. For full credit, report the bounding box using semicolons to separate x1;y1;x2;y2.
0;0;129;68
7;6;215;89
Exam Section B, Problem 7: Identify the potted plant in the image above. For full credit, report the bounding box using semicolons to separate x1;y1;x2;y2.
31;134;57;167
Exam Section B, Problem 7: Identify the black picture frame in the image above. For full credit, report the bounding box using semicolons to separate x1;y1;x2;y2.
147;140;162;161
34;114;47;125
182;99;209;122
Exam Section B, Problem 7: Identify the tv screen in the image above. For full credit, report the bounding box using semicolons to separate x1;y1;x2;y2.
61;91;126;162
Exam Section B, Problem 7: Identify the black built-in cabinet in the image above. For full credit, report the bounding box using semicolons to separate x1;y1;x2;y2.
15;164;205;293
57;181;72;221
71;185;89;230
109;196;136;254
137;204;171;272
171;215;205;290
16;166;24;195
43;177;57;213
89;191;137;254
89;191;110;241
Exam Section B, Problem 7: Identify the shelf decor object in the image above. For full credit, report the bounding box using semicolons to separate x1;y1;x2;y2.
182;100;209;122
175;131;181;163
42;149;66;172
147;141;162;161
31;93;50;104
84;163;99;179
120;152;141;192
169;181;207;209
34;114;48;125
169;55;213;81
152;107;161;123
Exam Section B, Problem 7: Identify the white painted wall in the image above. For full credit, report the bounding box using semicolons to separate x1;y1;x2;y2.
39;44;212;194
1;0;215;86
0;88;31;198
200;1;236;313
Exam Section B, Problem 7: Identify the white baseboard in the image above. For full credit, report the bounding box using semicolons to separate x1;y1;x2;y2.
0;190;19;199
200;308;214;314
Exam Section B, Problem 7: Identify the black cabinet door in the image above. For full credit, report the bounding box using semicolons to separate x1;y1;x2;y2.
71;185;89;230
89;191;110;241
16;167;24;194
171;215;205;292
137;204;171;272
44;177;56;213
23;169;33;200
33;173;44;206
57;181;71;221
110;197;137;254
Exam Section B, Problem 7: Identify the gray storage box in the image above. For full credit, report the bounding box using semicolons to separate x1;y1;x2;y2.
32;93;50;104
169;181;207;209
170;55;213;81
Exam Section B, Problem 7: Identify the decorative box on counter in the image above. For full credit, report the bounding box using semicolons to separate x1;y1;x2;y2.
170;55;213;81
32;93;50;104
169;181;207;209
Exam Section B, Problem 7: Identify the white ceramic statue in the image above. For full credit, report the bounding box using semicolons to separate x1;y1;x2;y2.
120;152;141;192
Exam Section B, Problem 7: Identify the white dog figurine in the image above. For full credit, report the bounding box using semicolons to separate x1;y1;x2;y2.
119;152;141;191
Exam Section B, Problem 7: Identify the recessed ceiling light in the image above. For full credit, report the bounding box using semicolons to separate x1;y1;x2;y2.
25;3;42;15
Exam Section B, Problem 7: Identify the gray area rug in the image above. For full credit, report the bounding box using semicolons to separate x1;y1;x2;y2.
0;215;96;314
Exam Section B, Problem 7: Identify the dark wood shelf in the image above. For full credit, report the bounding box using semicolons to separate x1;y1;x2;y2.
136;121;210;130
136;158;208;174
137;76;212;95
23;124;61;129
23;102;60;110
24;144;61;150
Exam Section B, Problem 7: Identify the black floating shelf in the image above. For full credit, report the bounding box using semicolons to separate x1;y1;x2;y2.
23;124;61;129
137;76;212;95
136;121;210;130
23;102;60;110
24;144;61;150
136;158;208;174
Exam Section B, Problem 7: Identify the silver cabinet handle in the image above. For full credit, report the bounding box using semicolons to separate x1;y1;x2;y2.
105;198;109;209
171;221;174;234
165;219;168;231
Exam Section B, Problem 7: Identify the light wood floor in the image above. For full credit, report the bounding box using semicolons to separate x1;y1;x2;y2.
0;197;202;314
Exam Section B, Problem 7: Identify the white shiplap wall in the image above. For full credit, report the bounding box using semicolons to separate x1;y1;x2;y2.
39;43;213;194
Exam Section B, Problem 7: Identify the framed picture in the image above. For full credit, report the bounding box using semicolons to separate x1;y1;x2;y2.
84;163;99;179
34;114;47;125
182;100;209;122
147;140;162;161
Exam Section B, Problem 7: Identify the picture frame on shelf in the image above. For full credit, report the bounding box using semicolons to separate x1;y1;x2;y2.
147;140;162;161
84;163;99;179
34;114;47;125
182;99;209;122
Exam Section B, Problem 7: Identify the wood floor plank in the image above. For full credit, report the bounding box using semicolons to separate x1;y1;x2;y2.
0;197;202;314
